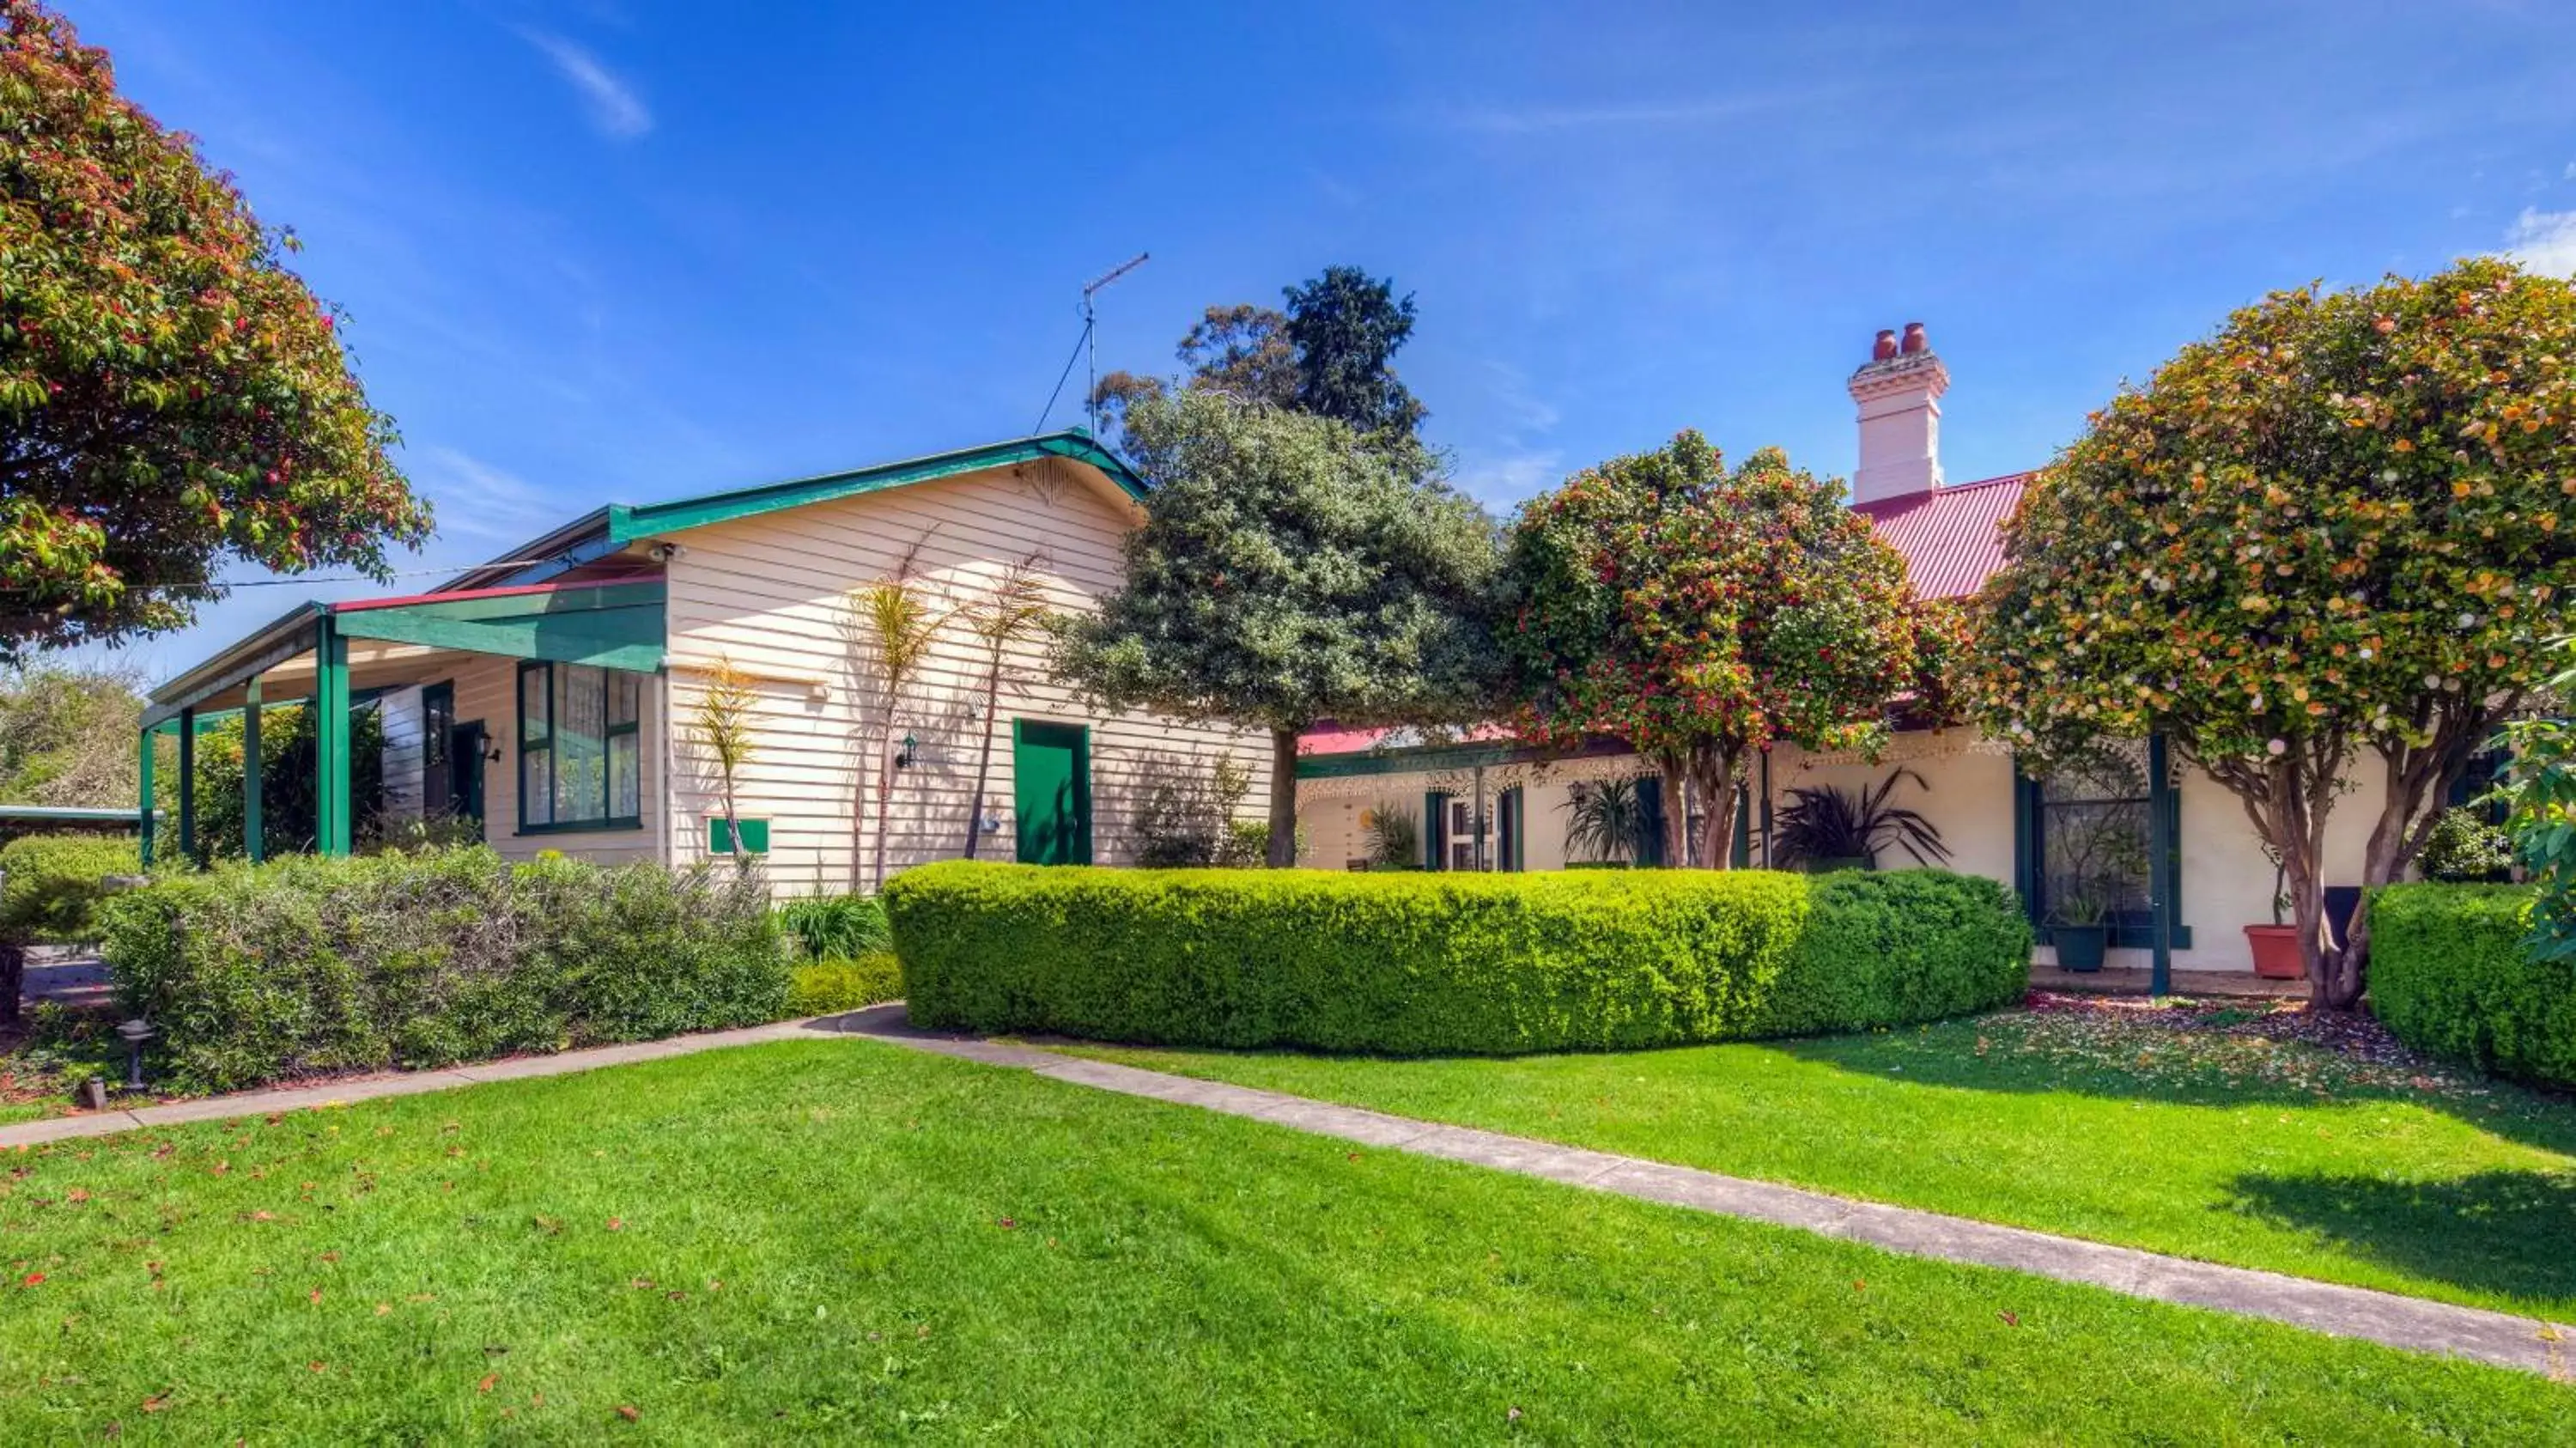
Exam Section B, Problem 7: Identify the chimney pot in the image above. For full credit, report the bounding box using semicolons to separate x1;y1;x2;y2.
1846;321;1950;506
1871;328;1899;362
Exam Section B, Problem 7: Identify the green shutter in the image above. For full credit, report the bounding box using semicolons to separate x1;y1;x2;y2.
1424;792;1449;871
1636;777;1665;867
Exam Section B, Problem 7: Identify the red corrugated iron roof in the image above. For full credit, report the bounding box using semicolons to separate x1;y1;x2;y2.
1300;721;1513;756
1852;472;2027;601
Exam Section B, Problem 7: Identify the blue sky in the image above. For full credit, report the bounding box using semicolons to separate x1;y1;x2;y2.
74;0;2576;680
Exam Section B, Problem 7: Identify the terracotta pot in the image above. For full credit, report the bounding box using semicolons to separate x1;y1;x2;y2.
2244;924;2306;980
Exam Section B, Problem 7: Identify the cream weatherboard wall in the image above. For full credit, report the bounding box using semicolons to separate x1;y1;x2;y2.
651;460;1273;896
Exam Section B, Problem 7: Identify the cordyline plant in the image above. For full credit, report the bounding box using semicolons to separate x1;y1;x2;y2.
690;655;759;865
849;536;949;891
1497;432;1919;867
0;2;428;657
1973;259;2576;1010
958;552;1054;859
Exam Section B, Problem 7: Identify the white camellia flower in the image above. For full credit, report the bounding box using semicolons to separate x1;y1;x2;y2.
2267;739;2287;756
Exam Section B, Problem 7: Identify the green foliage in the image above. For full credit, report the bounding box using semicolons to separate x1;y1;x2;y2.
2417;805;2513;884
0;3;428;656
181;700;385;860
886;861;2028;1055
1498;432;1922;867
1975;260;2576;1003
1358;798;1421;867
1282;265;1425;439
0;830;136;941
775;891;890;960
2498;645;2576;961
1771;768;1952;870
2369;883;2576;1086
786;950;903;1016
98;848;787;1093
1059;391;1496;735
0;660;141;805
1091;267;1425;444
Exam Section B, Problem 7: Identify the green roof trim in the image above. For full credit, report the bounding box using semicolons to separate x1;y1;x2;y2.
605;430;1145;545
1295;739;1542;780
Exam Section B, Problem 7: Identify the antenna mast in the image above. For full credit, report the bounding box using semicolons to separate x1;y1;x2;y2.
1081;252;1149;434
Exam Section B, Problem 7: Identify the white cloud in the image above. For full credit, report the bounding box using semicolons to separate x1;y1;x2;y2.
413;447;561;545
2503;208;2576;277
516;29;652;139
1454;448;1564;508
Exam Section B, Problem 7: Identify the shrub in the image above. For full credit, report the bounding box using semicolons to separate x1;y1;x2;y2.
2369;883;2575;1086
99;847;787;1093
886;863;2029;1055
787;951;903;1016
0;832;140;943
776;891;890;960
2416;806;2513;884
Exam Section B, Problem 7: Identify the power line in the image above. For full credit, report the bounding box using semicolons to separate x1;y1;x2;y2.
0;554;585;595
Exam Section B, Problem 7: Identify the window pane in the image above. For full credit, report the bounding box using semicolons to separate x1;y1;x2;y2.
554;664;607;824
519;666;549;743
608;671;640;727
609;732;639;820
522;746;552;825
2038;743;2154;922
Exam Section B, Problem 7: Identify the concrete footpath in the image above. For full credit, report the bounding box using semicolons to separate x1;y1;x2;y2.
4;1006;2567;1380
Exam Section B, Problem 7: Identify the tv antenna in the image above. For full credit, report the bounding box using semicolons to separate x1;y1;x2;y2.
1036;251;1149;435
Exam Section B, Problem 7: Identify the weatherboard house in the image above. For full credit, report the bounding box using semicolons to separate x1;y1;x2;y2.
1292;324;2451;978
139;434;1277;891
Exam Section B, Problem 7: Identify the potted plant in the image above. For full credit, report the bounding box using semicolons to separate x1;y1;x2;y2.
2243;848;2305;980
1772;767;1952;873
2044;874;2113;972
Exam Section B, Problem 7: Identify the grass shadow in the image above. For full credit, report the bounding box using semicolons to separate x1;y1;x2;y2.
2225;1168;2576;1311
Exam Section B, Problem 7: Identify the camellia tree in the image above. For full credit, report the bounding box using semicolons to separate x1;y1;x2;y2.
1054;388;1497;865
1498;431;1919;867
0;2;426;657
1974;259;2576;1009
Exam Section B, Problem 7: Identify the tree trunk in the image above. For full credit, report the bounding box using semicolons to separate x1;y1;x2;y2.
871;725;896;892
2339;702;2512;1002
1266;726;1301;867
1656;755;1689;867
1688;745;1743;869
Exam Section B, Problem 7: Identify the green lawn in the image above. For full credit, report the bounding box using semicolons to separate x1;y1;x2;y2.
0;1039;2562;1441
1071;1000;2576;1323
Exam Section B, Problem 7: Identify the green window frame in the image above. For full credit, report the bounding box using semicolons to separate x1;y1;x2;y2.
516;660;642;833
2012;741;2190;950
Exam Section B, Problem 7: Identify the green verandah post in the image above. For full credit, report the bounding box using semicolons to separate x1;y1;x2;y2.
176;706;197;867
242;677;263;863
136;721;156;867
2148;733;2175;995
315;618;353;857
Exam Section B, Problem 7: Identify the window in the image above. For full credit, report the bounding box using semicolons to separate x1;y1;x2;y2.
2019;738;2189;948
517;661;641;830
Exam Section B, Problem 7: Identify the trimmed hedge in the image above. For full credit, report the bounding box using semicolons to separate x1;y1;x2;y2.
787;951;904;1016
100;848;788;1093
0;832;140;943
2370;883;2576;1086
886;863;2030;1055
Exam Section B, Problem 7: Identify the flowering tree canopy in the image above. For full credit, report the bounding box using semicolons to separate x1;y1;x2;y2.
1054;389;1497;864
0;2;426;657
1498;431;1918;867
1973;259;2576;1007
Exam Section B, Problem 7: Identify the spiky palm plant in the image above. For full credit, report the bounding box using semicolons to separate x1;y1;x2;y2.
958;554;1054;859
1559;778;1647;864
850;542;949;891
1772;766;1951;870
690;654;760;866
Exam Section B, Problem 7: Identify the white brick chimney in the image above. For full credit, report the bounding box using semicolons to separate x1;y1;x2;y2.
1846;321;1947;505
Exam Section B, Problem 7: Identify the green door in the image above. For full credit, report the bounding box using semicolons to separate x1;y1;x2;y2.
1012;720;1092;865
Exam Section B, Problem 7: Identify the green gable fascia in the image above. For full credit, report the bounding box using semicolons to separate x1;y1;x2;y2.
605;431;1145;545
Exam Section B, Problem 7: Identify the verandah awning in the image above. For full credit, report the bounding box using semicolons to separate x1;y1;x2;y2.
138;577;665;863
